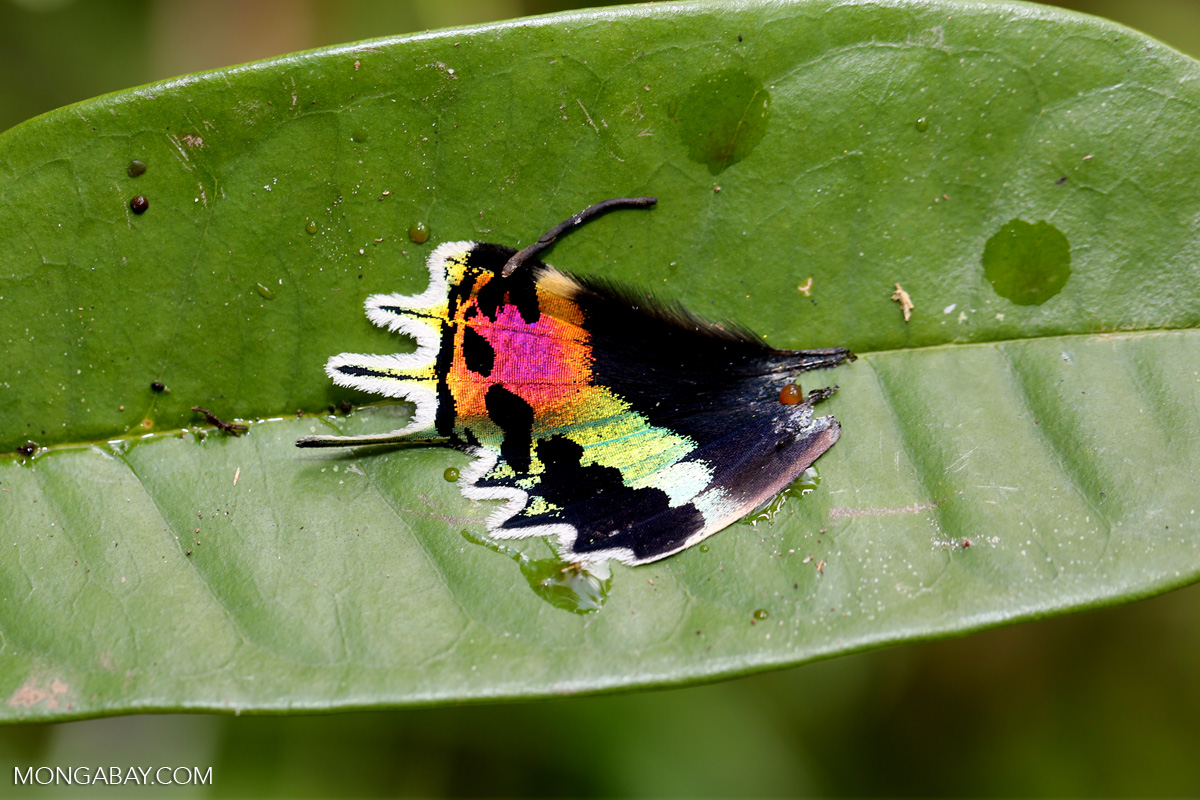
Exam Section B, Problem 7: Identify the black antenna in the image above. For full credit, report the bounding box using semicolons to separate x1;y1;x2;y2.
501;196;657;277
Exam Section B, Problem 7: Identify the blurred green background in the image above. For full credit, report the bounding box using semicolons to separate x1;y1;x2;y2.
3;0;1200;796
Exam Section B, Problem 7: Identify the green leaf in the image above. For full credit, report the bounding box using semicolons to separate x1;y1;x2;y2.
3;0;1199;722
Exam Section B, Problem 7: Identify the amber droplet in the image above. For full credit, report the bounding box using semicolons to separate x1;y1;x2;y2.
779;383;802;404
127;160;147;177
130;195;149;214
408;221;429;244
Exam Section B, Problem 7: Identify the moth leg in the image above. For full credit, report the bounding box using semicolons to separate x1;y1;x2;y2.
792;348;856;372
296;431;449;449
805;385;839;405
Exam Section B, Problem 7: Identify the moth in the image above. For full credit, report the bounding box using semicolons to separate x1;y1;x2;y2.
297;198;854;565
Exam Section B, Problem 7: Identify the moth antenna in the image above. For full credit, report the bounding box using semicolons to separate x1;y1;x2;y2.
501;196;657;277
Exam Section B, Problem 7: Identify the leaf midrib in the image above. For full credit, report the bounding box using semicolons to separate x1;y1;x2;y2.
7;324;1195;458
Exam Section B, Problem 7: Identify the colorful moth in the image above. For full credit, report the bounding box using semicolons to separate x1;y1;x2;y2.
297;198;854;565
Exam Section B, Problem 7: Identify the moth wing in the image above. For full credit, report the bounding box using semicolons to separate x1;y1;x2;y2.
311;238;852;566
462;391;840;566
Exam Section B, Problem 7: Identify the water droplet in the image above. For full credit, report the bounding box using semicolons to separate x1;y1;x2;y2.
699;544;710;553
520;559;611;614
305;220;318;234
255;283;274;299
459;529;611;613
982;219;1071;305
408;221;430;244
741;466;821;525
915;117;929;132
130;195;149;214
443;467;460;482
676;69;772;175
752;608;769;621
127;160;147;177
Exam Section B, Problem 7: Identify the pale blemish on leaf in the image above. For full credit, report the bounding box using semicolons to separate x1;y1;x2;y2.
828;503;937;519
8;675;70;710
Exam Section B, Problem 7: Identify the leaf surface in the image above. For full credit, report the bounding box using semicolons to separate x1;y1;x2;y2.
3;0;1199;721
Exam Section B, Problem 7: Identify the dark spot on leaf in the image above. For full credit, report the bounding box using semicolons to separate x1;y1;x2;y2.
677;68;771;175
982;218;1071;305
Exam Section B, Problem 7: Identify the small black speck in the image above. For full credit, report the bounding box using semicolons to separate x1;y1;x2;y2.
17;442;37;457
1056;176;1068;186
737;34;743;42
130;195;149;214
339;401;353;414
127;160;147;178
150;381;165;393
